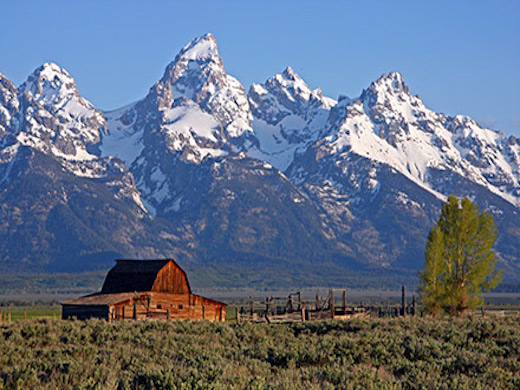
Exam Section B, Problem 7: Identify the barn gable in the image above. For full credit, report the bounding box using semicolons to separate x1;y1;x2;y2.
101;259;191;294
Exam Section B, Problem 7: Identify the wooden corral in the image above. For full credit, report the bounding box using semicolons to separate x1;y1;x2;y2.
62;259;226;322
237;289;371;324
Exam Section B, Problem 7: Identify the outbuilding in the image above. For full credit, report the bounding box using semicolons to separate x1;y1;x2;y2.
62;259;226;322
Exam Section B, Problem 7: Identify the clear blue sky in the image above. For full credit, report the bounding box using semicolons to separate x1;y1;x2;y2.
2;0;519;135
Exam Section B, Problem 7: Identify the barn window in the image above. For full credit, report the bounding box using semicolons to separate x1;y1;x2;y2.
179;304;183;310
157;304;162;309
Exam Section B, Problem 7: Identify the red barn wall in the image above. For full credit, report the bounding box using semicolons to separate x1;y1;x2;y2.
151;261;190;293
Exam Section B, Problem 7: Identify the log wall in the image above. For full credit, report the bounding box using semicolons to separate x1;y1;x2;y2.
107;293;226;322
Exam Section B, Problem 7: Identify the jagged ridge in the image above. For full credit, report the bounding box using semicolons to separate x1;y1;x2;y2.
0;33;519;285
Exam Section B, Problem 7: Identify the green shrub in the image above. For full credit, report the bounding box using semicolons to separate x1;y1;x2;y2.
1;316;520;389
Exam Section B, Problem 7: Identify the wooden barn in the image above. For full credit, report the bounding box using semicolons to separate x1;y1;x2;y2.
62;259;226;322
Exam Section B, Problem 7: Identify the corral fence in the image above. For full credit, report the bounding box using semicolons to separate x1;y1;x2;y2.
231;286;520;323
234;287;416;324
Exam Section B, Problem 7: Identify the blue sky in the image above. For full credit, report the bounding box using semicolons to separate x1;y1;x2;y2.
2;0;519;135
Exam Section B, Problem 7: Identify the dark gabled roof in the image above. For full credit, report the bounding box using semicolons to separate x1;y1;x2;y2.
100;259;180;294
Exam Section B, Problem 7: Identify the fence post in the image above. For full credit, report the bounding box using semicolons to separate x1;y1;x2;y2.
343;290;347;315
412;293;416;316
133;299;137;320
249;296;254;319
298;291;302;311
316;291;320;310
330;289;335;319
401;285;406;317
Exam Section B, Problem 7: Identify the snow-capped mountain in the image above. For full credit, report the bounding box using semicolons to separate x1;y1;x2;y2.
0;63;143;192
14;63;104;163
153;33;254;141
0;65;166;272
0;33;519;286
288;71;520;208
285;71;520;272
101;33;257;215
247;67;336;170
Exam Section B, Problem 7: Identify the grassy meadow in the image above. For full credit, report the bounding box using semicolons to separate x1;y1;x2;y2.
1;316;520;389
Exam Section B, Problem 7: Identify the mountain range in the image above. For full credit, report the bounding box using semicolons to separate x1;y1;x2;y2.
1;33;519;288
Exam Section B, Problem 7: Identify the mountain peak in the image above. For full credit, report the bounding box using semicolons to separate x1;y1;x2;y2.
12;62;107;162
39;62;71;76
282;66;300;81
156;33;226;103
269;67;313;99
359;71;421;111
26;62;74;87
175;33;220;63
139;33;253;145
21;62;80;109
372;71;411;95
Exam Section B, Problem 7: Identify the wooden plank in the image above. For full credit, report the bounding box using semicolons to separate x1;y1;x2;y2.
151;261;190;294
330;289;335;319
402;285;406;317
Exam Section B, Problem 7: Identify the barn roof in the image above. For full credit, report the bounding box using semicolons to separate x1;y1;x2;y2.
100;259;191;294
62;292;145;306
61;291;227;307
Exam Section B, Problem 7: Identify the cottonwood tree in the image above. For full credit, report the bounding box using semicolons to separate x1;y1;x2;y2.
419;195;502;316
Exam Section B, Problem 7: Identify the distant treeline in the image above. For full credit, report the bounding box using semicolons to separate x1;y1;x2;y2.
0;268;517;298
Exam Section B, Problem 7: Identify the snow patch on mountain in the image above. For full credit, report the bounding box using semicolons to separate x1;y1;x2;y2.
101;105;144;168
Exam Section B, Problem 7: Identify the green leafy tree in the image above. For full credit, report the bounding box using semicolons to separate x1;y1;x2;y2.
419;195;502;315
419;225;446;317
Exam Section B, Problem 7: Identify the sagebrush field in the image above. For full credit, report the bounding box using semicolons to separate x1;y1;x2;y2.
1;316;520;389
